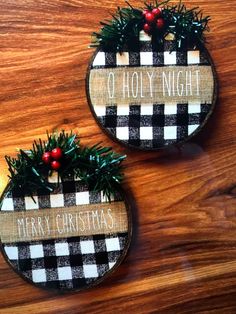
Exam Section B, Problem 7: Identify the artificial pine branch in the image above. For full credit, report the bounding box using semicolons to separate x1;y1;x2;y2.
5;131;126;201
74;144;126;200
91;0;210;53
161;2;210;48
91;4;144;52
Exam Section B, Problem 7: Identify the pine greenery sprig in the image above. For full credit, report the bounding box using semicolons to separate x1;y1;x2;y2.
91;3;144;53
91;0;210;53
5;131;126;201
161;2;210;48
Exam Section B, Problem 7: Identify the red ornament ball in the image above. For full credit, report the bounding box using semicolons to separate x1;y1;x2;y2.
152;7;162;17
51;160;61;171
143;23;152;34
156;18;165;29
42;152;51;164
145;12;156;24
51;147;63;160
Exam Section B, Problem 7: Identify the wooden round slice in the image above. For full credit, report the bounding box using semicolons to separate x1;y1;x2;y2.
0;176;132;291
86;34;217;150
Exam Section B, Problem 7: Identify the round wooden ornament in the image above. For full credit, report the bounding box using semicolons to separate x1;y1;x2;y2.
87;3;217;151
0;179;131;291
0;133;131;292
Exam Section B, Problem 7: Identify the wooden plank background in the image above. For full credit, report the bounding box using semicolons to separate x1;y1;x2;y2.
0;0;236;313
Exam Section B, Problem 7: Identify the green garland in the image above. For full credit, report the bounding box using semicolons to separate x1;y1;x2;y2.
5;131;126;201
91;0;210;53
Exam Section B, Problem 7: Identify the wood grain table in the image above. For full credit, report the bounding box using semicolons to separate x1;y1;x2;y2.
0;0;236;313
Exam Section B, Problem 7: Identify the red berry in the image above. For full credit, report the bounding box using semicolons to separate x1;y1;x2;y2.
51;160;61;170
42;152;51;164
51;147;63;160
156;18;165;29
145;12;155;24
142;9;149;16
152;7;162;17
143;23;152;34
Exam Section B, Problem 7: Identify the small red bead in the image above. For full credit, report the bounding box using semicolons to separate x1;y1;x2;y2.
51;147;63;160
152;7;162;17
142;9;149;16
143;23;152;34
145;12;156;24
51;160;61;170
42;152;51;164
156;18;165;29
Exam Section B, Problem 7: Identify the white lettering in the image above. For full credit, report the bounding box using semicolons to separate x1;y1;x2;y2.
186;71;192;96
107;72;115;99
177;71;184;96
131;72;139;98
163;72;171;96
147;71;154;97
123;72;130;98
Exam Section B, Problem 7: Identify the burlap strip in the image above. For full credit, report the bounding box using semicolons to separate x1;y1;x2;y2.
0;201;128;243
89;65;214;106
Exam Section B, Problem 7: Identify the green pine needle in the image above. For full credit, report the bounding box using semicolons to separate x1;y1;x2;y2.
5;131;126;201
91;0;210;53
91;4;144;53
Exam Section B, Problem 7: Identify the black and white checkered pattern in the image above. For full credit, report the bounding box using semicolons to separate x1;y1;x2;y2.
90;38;212;149
1;176;129;291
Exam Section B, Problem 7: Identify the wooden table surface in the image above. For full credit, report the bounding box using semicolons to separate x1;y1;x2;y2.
0;0;236;313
